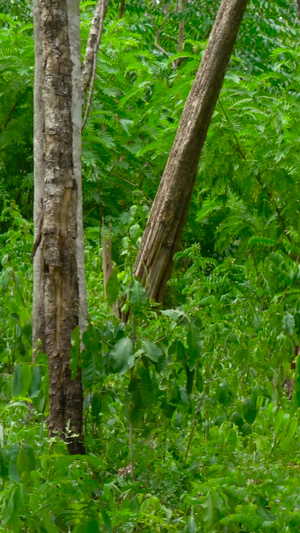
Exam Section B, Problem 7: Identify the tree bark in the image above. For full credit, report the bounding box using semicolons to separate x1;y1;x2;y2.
177;0;187;54
33;0;45;355
118;0;125;19
135;0;248;303
67;0;88;335
297;0;300;19
33;0;85;454
82;0;108;100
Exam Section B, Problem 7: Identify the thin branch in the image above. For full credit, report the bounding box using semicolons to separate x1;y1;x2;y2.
82;0;109;129
176;0;187;67
153;13;176;69
218;100;246;159
2;95;20;131
118;0;125;19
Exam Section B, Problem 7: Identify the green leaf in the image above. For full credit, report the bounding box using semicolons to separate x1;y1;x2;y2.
129;280;147;307
16;444;36;482
142;341;162;363
9;443;20;483
139;366;156;408
283;313;295;335
12;364;31;397
227;428;238;451
70;325;81;379
106;273;120;306
12;365;22;397
29;365;42;398
187;323;202;370
110;337;134;374
161;309;185;322
82;326;103;388
242;398;257;425
231;412;244;427
129;223;140;239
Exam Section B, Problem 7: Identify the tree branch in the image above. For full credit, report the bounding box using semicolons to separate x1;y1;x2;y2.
82;0;109;112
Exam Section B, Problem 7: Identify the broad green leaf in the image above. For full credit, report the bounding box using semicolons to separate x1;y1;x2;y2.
82;326;103;388
161;309;185;322
29;365;42;398
129;280;147;307
139;366;156;408
110;337;134;374
106;274;120;306
12;365;22;397
227;428;238;451
9;443;20;483
17;444;36;482
12;364;31;397
242;398;257;425
283;313;295;335
142;341;162;363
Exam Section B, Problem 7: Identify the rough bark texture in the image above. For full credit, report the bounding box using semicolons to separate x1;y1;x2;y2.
297;0;300;18
34;0;84;454
135;0;249;303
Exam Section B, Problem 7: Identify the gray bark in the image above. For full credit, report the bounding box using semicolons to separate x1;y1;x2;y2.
33;0;45;356
82;0;108;100
67;0;88;334
135;0;249;302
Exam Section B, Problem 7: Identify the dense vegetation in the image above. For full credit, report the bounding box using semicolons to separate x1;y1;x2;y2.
1;0;300;531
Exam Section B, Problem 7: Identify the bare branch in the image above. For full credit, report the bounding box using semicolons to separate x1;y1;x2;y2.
82;0;109;101
118;0;125;19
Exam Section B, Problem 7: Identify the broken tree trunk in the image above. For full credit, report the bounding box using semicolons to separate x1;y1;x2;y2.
135;0;249;303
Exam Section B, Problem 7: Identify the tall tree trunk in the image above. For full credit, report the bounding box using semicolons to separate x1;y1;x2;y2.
67;0;88;335
297;0;300;19
135;0;248;303
33;0;85;454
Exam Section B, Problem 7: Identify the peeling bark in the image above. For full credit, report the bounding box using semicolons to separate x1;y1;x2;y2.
135;0;249;303
34;0;84;454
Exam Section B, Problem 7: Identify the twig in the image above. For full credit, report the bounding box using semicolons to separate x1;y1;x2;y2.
2;95;20;131
153;13;176;69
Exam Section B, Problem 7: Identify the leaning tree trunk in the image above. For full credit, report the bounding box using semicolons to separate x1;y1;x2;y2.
135;0;249;303
33;0;85;454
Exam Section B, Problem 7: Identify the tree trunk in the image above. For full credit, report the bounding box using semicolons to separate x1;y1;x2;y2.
135;0;248;303
33;0;85;454
177;0;187;54
297;0;300;19
67;0;88;335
